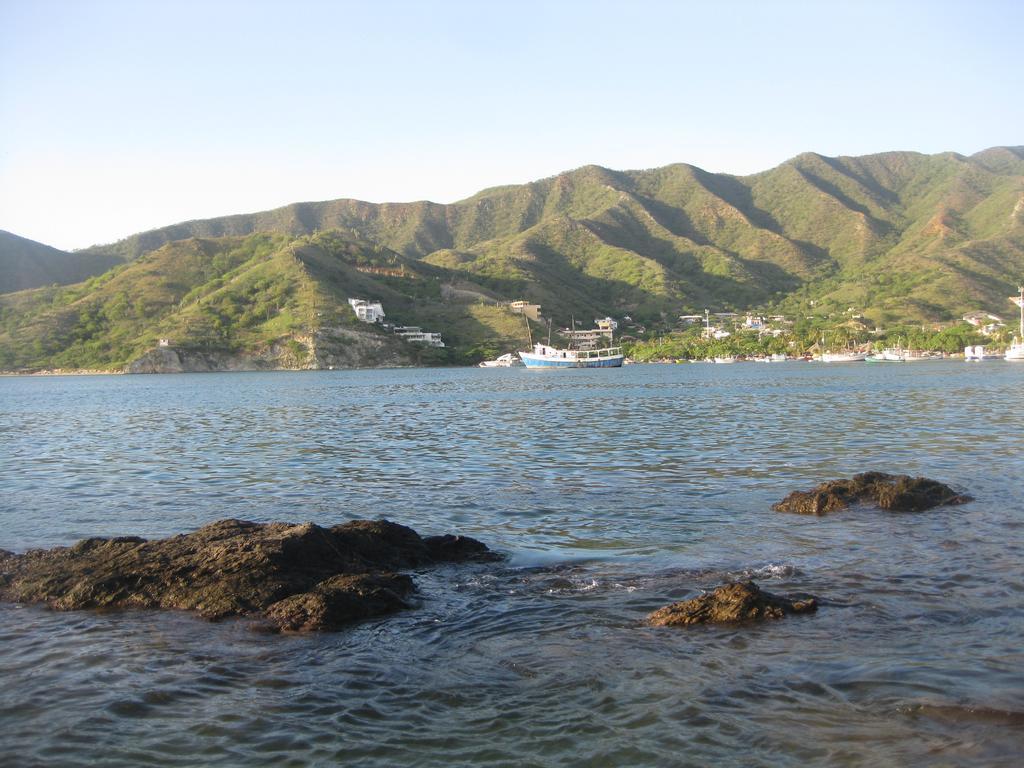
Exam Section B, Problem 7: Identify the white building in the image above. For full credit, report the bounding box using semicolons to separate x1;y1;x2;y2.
392;326;445;347
348;298;385;323
744;315;765;330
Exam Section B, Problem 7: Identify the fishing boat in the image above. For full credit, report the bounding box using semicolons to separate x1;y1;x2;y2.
518;343;624;368
478;353;524;368
866;353;900;363
518;315;625;368
1006;286;1024;361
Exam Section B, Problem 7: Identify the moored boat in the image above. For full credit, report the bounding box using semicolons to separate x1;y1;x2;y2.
518;343;624;368
478;353;524;368
964;345;1001;362
820;350;868;362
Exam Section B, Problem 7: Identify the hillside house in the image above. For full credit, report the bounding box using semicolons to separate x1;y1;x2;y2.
348;298;385;324
509;300;542;321
392;326;445;347
963;311;1004;335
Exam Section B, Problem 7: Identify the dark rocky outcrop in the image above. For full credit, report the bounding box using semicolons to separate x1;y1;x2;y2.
772;472;971;516
648;581;818;627
0;519;498;632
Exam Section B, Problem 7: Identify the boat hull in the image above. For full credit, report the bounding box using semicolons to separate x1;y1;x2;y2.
519;352;624;368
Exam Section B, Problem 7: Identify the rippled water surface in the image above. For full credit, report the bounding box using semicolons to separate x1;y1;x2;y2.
1;363;1022;766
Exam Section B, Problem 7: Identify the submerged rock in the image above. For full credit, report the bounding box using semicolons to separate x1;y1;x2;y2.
0;519;497;632
648;581;817;627
264;573;416;632
772;472;971;515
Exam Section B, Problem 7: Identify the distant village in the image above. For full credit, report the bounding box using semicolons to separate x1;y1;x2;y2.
343;287;1020;362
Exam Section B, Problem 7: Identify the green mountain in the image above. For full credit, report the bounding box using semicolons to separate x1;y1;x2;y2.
0;230;122;294
0;230;530;371
74;146;1024;322
3;146;1023;371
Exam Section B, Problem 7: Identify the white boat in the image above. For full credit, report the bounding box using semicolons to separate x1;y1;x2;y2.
964;345;1001;362
518;343;624;368
820;351;868;363
713;356;737;364
478;353;523;368
882;348;908;362
1006;286;1024;361
903;350;943;362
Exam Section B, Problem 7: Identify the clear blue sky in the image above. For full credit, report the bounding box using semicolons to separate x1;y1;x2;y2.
1;0;1021;250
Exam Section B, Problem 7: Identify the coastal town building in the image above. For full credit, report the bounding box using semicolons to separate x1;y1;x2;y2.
562;328;611;350
348;297;444;346
392;326;445;347
348;298;385;324
962;310;1005;336
509;300;542;321
744;315;765;330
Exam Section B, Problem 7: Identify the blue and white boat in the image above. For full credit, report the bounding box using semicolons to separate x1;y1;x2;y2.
518;343;624;368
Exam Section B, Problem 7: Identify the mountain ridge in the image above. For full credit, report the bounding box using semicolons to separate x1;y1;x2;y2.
2;146;1023;371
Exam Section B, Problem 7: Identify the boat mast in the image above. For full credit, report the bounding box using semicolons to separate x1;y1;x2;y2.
1018;285;1023;340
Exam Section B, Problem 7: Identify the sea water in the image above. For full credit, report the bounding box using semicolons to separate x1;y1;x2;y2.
1;363;1022;766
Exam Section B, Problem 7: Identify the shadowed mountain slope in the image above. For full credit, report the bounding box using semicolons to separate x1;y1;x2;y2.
0;230;123;294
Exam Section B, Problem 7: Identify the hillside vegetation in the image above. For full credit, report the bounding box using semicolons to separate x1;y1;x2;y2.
0;231;530;371
2;147;1023;370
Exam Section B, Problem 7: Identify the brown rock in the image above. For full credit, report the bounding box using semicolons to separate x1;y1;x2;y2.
647;581;818;627
0;518;495;631
772;472;971;515
264;573;415;632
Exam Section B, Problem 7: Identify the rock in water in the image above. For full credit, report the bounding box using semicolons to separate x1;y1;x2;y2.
772;472;971;515
0;519;497;632
648;581;818;627
264;573;416;632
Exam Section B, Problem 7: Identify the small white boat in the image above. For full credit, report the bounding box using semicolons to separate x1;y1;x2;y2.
713;356;737;364
903;350;942;362
478;353;523;368
882;348;907;362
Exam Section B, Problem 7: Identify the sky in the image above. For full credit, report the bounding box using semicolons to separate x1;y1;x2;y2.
1;0;1021;250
